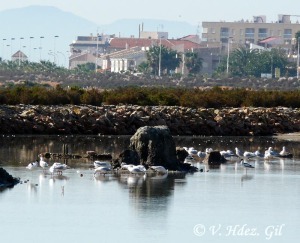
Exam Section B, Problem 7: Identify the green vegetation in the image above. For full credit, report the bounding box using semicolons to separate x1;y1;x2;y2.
144;45;181;75
184;52;203;76
214;47;294;77
1;85;300;108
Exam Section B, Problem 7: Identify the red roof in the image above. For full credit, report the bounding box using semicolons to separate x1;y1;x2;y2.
259;37;279;44
109;38;202;51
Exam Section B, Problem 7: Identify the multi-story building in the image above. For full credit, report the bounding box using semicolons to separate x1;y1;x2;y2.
69;31;220;75
202;14;300;53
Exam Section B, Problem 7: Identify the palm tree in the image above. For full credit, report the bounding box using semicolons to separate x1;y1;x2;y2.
230;47;259;76
185;52;203;75
146;45;181;75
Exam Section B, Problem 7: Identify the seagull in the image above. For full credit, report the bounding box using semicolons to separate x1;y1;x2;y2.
254;149;264;157
264;150;273;160
220;149;236;158
49;162;69;175
235;147;256;159
187;147;198;155
235;147;244;158
26;159;39;170
94;161;112;169
279;146;287;156
243;151;256;158
266;147;280;157
39;156;49;171
149;166;168;174
240;159;255;169
127;165;146;174
94;166;111;175
197;148;213;158
120;162;134;171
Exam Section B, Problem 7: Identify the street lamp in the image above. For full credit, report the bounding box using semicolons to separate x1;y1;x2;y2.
33;47;38;62
19;37;24;66
226;36;233;75
39;36;44;62
53;35;59;64
95;33;100;73
29;37;34;62
158;36;163;76
10;38;15;59
2;39;6;60
297;37;300;79
48;50;59;66
57;51;66;68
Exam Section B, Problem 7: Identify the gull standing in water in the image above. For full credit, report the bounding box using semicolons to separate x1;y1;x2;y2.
39;155;49;172
94;166;111;176
240;159;254;174
26;159;39;170
149;166;168;175
127;165;146;174
49;162;69;175
94;161;112;169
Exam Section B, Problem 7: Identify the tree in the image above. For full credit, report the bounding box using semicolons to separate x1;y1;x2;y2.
146;45;181;75
137;61;150;73
229;47;259;76
215;46;289;78
74;62;97;74
185;52;203;75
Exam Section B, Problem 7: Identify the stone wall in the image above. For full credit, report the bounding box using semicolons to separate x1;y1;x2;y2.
1;104;300;136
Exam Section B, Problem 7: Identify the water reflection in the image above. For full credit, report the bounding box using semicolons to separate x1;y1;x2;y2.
94;174;111;183
116;172;186;212
241;174;254;185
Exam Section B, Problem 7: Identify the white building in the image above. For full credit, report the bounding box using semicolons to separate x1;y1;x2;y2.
12;50;28;62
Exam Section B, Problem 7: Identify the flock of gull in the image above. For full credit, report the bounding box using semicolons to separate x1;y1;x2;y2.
183;145;293;170
26;154;168;176
25;145;292;176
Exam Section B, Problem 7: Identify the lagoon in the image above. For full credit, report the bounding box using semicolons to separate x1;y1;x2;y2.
0;135;299;243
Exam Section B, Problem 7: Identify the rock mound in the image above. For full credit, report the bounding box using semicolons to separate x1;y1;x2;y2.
114;126;197;172
0;168;19;189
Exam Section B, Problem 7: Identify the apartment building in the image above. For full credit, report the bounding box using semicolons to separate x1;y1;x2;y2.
202;14;300;53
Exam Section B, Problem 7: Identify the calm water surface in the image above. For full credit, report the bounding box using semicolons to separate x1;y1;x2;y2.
0;135;300;243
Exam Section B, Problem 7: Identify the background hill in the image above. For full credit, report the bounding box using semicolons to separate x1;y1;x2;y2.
0;5;197;66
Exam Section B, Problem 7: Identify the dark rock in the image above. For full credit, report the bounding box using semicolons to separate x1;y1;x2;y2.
0;167;20;190
203;151;227;168
176;147;189;163
112;149;140;169
129;126;179;170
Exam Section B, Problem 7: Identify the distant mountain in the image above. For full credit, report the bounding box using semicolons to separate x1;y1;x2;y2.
0;6;198;66
0;5;98;65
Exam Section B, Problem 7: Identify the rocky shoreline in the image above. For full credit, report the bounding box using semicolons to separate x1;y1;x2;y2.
1;104;300;136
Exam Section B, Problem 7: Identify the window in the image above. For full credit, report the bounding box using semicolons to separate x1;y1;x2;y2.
245;28;255;38
211;28;215;34
258;28;268;39
284;29;292;39
220;27;229;38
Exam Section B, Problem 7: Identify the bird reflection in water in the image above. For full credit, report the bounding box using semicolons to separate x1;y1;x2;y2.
27;183;38;195
241;174;254;186
50;174;70;181
94;173;111;183
127;174;146;187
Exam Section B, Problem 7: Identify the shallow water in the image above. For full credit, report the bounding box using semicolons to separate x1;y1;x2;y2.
0;135;300;243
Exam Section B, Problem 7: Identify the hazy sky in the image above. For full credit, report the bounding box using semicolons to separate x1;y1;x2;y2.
1;0;299;25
